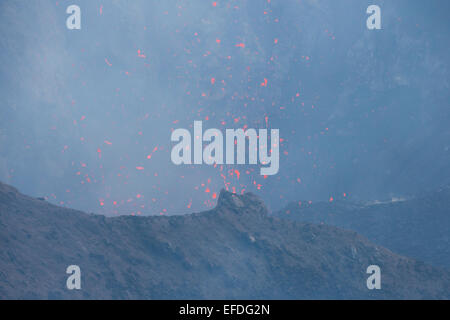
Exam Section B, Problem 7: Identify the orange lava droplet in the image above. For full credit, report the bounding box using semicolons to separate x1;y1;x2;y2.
235;43;245;48
260;78;268;87
137;49;146;58
212;193;217;199
329;197;334;202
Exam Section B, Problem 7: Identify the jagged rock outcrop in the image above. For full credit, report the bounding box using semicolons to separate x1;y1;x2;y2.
0;181;449;299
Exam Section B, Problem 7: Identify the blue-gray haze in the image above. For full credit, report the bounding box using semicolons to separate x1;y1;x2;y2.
0;0;449;215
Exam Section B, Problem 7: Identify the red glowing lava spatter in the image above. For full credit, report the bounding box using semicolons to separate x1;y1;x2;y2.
41;0;349;216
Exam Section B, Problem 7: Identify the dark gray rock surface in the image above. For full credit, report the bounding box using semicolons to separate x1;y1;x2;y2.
274;186;450;269
0;182;449;299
